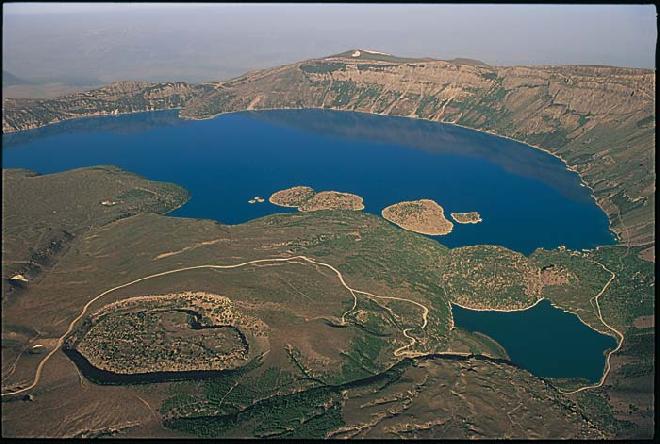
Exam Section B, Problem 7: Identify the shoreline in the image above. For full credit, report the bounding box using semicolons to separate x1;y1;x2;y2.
450;296;619;389
450;296;545;314
442;120;624;245
267;200;299;208
545;299;615;339
2;107;183;135
450;296;617;340
472;331;510;359
380;222;453;236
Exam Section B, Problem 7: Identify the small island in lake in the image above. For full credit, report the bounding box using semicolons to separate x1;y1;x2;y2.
299;191;364;212
381;199;454;235
268;186;315;207
451;211;482;224
269;186;364;212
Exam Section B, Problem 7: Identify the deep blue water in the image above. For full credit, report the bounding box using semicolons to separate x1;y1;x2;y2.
452;299;617;382
2;109;614;254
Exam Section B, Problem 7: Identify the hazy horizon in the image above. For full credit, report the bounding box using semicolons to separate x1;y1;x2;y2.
3;3;657;85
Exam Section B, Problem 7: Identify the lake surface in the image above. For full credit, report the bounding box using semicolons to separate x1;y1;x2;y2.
452;299;617;382
2;109;614;254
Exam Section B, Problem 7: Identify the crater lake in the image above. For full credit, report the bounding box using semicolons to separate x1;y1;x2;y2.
2;108;614;254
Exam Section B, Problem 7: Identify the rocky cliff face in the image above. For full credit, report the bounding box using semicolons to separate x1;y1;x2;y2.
2;52;655;245
2;81;214;133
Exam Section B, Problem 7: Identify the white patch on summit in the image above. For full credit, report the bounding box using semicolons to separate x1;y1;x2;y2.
351;50;361;57
363;49;392;56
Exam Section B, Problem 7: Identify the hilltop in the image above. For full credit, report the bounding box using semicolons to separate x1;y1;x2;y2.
2;71;26;87
326;49;436;63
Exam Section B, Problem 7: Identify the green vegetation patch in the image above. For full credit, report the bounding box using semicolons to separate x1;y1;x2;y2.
588;246;655;333
577;390;636;436
525;128;570;149
329;80;360;107
635;115;654;128
165;385;344;438
530;248;612;332
356;63;395;72
440;245;542;310
609;190;646;215
300;63;346;74
355;84;383;106
338;332;387;382
415;95;440;117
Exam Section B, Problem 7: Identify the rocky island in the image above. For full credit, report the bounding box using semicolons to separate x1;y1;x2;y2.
268;186;315;207
451;212;483;224
269;186;364;212
248;196;265;204
299;191;364;212
381;199;454;235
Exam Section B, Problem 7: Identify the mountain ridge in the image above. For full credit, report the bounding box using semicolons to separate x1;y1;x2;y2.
2;70;27;87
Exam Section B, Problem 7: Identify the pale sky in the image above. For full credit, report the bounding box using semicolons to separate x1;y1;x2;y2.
3;3;656;84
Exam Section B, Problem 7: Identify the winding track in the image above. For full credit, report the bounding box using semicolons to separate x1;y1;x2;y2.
2;229;633;397
1;255;429;397
559;207;631;395
353;289;429;356
559;260;623;395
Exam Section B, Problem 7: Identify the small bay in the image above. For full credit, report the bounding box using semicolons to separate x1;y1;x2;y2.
452;299;617;382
